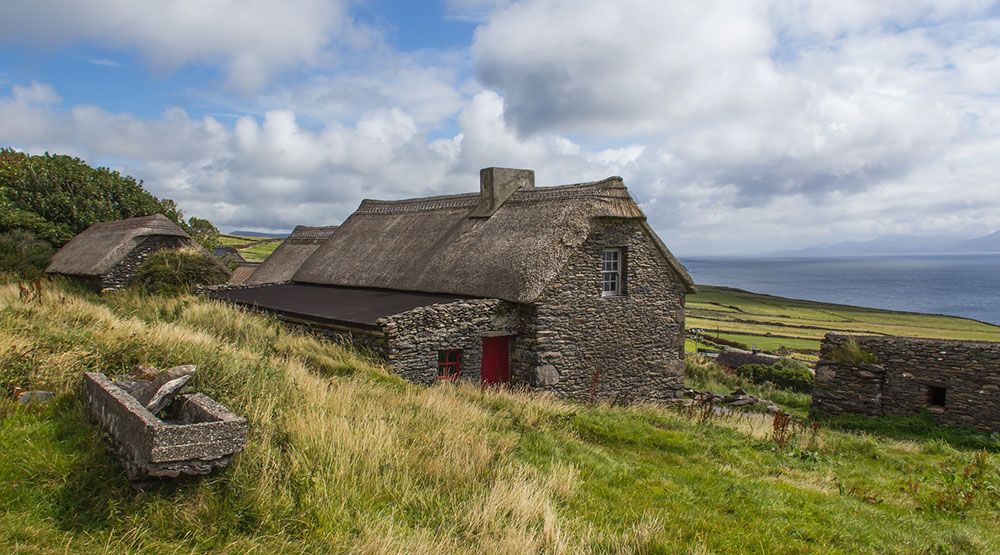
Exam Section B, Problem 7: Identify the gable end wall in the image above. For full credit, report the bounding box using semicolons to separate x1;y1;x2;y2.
516;219;687;403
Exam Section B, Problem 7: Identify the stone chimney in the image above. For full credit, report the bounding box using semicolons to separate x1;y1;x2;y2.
470;167;535;218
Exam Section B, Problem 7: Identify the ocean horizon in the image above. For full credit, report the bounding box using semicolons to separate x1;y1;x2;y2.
680;253;1000;326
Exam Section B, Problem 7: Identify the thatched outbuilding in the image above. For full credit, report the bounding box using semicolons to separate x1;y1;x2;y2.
210;168;695;404
227;263;260;285
246;225;338;284
47;214;222;291
213;246;246;265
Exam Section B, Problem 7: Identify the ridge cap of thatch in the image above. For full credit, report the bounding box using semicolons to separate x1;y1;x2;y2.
354;177;631;216
85;213;191;237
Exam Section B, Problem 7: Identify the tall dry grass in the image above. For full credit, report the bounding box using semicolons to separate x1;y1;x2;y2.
0;280;599;553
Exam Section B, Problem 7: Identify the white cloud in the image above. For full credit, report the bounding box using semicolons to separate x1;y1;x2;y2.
257;51;468;128
0;0;362;90
3;2;1000;254
465;0;1000;252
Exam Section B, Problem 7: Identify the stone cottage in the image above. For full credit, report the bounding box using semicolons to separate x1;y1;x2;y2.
209;168;695;403
47;213;227;291
243;225;339;284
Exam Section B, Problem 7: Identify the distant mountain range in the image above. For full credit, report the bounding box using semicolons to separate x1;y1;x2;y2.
227;230;289;238
771;229;1000;257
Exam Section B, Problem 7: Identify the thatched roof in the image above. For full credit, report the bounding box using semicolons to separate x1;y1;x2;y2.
293;177;695;302
228;263;260;284
213;246;246;262
46;214;191;277
247;225;339;284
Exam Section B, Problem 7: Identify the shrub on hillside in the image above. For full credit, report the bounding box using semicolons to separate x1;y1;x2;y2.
0;230;54;277
0;149;186;246
131;248;228;293
187;216;221;250
825;339;878;365
737;359;814;393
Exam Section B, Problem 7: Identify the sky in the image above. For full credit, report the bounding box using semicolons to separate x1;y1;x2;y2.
1;0;999;256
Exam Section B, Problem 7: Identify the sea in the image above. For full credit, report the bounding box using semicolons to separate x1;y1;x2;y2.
680;254;1000;326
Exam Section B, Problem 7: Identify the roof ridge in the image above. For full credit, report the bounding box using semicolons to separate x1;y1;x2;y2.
355;176;628;215
292;225;340;231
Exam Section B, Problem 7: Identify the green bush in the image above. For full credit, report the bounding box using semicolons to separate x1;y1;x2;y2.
131;248;228;293
737;359;814;393
825;339;878;365
0;230;54;277
0;149;185;246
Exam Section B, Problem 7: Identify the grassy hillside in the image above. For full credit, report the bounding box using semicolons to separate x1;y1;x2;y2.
218;234;283;263
2;279;999;553
686;286;1000;360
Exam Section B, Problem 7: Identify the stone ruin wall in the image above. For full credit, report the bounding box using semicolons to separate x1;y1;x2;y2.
812;333;1000;431
522;219;687;404
99;235;193;291
715;348;781;370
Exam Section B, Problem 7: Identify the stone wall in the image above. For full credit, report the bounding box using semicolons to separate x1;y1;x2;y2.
99;235;192;291
378;299;521;385
812;333;1000;431
522;218;687;404
716;348;781;369
197;281;289;293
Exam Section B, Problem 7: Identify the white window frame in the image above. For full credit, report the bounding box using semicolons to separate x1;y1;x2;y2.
601;248;623;297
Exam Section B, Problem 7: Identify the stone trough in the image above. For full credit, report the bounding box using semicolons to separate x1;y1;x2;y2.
83;372;247;482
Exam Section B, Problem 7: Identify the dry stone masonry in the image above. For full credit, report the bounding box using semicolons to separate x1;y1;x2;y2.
380;299;520;385
520;219;687;403
812;333;1000;431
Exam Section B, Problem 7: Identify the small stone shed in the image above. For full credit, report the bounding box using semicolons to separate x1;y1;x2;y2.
47;214;225;291
210;168;695;404
812;333;1000;431
244;225;338;284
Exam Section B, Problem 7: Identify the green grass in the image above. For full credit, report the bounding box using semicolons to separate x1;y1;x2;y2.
218;234;283;263
683;355;813;417
687;286;1000;359
2;279;999;553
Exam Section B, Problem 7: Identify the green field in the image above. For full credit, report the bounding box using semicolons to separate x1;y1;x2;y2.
2;279;999;553
218;234;283;262
686;286;1000;359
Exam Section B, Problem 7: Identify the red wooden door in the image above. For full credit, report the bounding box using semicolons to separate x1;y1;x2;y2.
481;336;510;386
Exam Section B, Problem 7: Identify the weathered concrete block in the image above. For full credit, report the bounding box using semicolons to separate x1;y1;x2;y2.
83;372;247;482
